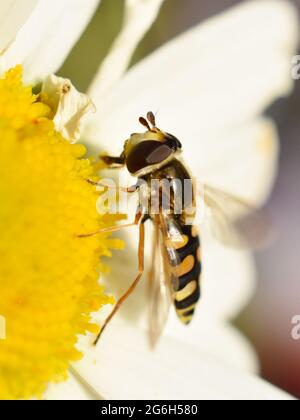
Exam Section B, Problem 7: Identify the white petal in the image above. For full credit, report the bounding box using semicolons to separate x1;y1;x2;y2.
89;0;164;100
72;321;293;400
0;0;37;55
199;240;256;321
186;117;280;205
162;318;258;374
42;75;96;142
45;372;101;400
87;0;298;150
1;0;100;83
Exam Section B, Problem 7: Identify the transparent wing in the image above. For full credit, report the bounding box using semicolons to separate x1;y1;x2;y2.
198;184;272;249
148;216;183;348
148;224;172;348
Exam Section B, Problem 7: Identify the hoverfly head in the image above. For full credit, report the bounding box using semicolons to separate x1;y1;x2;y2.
123;112;182;176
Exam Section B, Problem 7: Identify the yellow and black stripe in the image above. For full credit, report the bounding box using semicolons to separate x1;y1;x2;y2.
172;225;201;324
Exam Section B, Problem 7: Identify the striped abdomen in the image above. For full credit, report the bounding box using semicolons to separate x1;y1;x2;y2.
172;225;201;324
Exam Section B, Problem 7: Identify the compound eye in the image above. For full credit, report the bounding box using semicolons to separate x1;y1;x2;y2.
166;133;182;150
147;143;172;164
126;140;173;174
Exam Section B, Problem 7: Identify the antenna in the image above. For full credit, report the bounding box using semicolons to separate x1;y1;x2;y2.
139;117;151;131
147;111;156;127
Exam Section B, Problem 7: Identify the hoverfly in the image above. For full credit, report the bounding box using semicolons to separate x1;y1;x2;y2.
81;112;269;347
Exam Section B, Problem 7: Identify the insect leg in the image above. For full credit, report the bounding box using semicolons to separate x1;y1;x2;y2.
85;179;139;194
94;219;146;345
78;210;142;238
100;154;125;169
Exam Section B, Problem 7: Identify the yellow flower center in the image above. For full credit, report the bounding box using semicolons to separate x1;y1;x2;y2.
0;66;122;400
